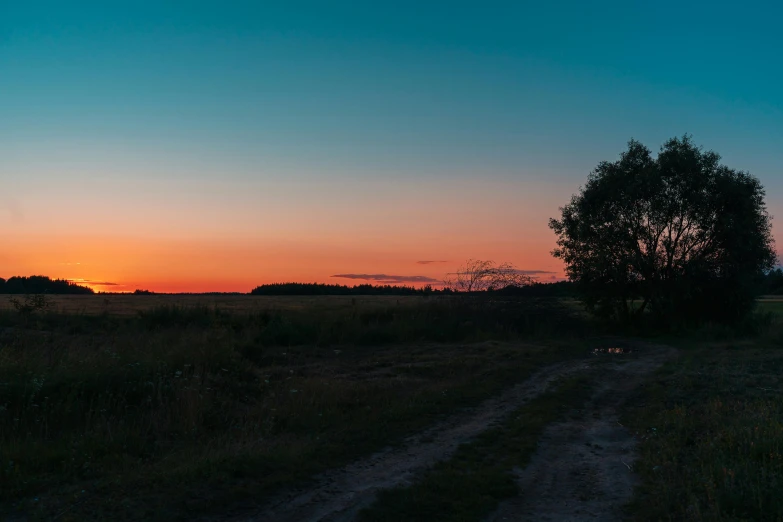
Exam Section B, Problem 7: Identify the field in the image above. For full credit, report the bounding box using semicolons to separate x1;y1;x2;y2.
1;294;781;521
0;294;432;315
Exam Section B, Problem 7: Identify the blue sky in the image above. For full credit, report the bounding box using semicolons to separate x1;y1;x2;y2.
4;1;782;177
1;1;781;289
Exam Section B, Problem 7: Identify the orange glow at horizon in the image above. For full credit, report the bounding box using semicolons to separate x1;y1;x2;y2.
2;232;566;293
4;167;779;291
2;177;581;292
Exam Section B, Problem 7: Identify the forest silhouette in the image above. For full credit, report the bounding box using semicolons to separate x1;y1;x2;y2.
0;276;93;295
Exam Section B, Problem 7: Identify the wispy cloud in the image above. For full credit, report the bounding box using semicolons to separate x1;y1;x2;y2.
331;274;439;284
68;279;120;286
416;260;448;265
446;269;557;277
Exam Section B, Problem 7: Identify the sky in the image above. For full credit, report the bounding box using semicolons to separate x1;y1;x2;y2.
2;1;782;292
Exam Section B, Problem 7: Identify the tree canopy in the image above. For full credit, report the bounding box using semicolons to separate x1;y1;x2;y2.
549;136;776;324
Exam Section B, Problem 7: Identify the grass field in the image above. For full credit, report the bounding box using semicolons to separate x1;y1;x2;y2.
625;321;783;521
0;294;432;316
0;295;587;521
2;294;782;521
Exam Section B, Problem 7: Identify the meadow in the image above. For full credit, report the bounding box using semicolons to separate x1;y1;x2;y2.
1;294;781;521
0;295;587;520
0;294;431;315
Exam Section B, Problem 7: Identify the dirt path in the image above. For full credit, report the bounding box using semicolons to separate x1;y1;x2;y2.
216;341;674;522
485;341;676;522
218;358;591;522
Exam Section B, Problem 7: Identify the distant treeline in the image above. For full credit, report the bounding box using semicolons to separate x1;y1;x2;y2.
760;268;783;295
249;281;577;296
0;276;94;294
130;290;245;296
250;282;441;296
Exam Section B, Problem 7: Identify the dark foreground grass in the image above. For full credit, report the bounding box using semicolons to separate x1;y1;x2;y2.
359;376;592;522
625;322;783;521
0;297;587;521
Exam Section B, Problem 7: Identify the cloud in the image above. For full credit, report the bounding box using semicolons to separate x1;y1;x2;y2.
331;273;440;284
68;279;120;286
416;260;448;265
445;269;557;277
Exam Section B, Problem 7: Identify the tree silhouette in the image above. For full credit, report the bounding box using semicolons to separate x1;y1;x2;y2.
443;259;534;292
550;136;776;324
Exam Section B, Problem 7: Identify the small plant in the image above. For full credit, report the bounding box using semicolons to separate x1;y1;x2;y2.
8;294;52;316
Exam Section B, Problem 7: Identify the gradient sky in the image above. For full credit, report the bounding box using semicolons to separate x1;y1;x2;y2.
2;1;782;292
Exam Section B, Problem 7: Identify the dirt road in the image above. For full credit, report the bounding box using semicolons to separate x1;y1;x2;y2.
485;342;675;521
215;340;675;522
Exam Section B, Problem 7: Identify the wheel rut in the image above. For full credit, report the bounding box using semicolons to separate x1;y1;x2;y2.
485;341;676;522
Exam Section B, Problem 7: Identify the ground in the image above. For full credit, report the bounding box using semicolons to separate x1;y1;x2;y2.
0;295;780;521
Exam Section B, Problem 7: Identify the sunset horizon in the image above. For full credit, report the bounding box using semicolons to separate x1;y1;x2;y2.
4;2;781;292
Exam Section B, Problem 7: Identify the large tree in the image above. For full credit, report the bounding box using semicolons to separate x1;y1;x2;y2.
549;136;776;324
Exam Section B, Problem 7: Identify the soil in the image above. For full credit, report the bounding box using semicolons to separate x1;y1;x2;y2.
485;341;676;521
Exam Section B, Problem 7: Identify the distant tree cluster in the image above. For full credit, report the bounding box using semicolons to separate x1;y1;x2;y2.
249;278;570;296
759;268;783;295
250;282;443;296
0;276;94;295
